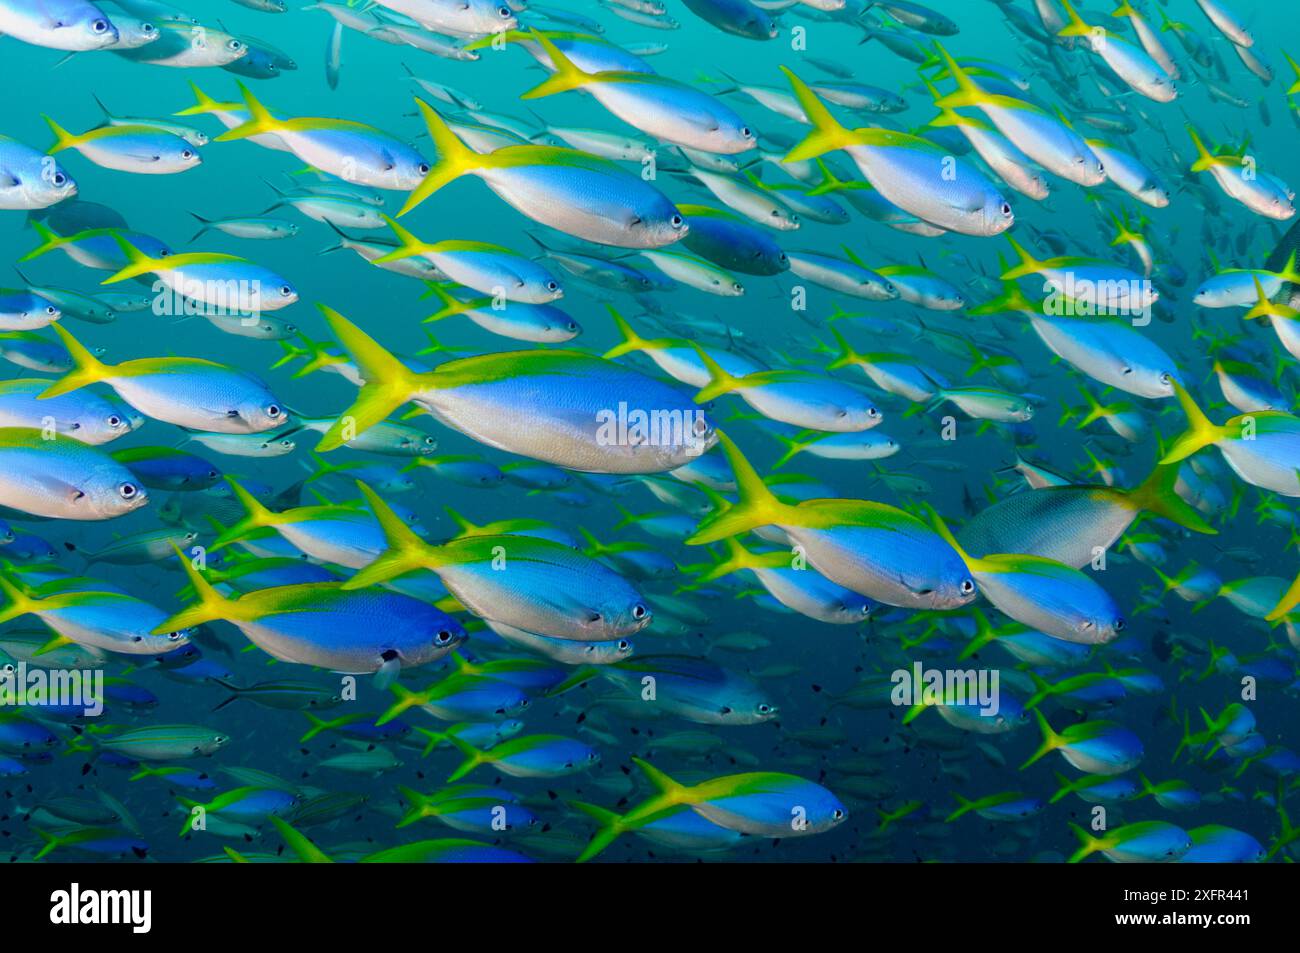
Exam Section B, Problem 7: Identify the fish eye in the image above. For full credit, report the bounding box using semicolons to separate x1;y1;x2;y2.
867;407;881;419
566;321;579;331
118;482;140;500
106;414;123;428
279;285;293;297
741;126;754;139
141;22;156;35
1158;372;1172;385
632;604;648;620
52;172;67;186
758;703;773;715
91;18;110;33
670;214;684;229
47;306;58;315
498;5;512;16
833;809;845;821
691;416;711;436
546;281;558;292
435;629;454;645
181;149;194;159
617;640;630;650
1001;202;1012;216
418;163;431;175
228;40;243;51
266;404;282;418
167;631;184;641
1114;617;1126;631
960;579;976;595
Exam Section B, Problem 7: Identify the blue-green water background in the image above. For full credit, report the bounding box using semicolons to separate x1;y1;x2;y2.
1;0;1297;862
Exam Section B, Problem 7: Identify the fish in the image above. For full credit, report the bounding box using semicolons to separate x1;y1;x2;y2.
43;323;288;434
314;306;714;473
398;99;687;248
0;428;147;520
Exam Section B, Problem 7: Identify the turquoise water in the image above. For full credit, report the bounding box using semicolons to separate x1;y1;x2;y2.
0;0;1296;864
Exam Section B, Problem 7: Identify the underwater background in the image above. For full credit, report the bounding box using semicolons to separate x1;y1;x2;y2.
0;0;1297;864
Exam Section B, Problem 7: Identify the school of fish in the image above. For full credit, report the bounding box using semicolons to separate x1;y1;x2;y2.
0;0;1296;864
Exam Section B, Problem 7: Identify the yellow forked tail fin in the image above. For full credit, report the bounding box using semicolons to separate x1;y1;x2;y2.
39;323;112;398
999;235;1046;280
520;29;596;100
444;735;488;783
631;756;688;799
151;544;239;633
1186;125;1228;173
1056;0;1096;38
602;304;653;359
210;477;279;550
1266;570;1300;622
922;504;981;573
21;220;83;263
398;99;485;218
213;81;282;142
931;42;990;110
1159;381;1228;464
316;305;424;452
1124;463;1217;536
1067;822;1104;863
43;116;82;153
779;66;862;163
826;325;865;371
571;800;627;864
174;81;234;117
373;214;435;265
343;481;433;590
101;233;165;285
0;574;40;626
1286;50;1300;95
696;536;789;583
691;343;746;403
395;785;434;828
1019;710;1063;770
686;430;798;545
422;283;484;323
